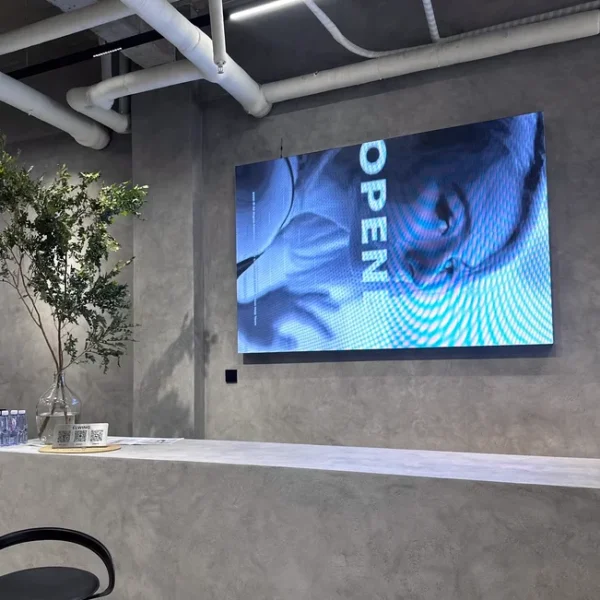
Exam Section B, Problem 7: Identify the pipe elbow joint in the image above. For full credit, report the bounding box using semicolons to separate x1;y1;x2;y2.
66;87;91;111
247;97;272;118
74;126;111;150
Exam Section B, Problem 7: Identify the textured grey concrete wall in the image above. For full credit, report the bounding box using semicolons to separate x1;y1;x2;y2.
201;37;600;455
0;133;134;435
131;84;200;437
1;450;600;600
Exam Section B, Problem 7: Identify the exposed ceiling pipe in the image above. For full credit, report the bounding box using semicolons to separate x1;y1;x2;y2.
118;0;271;117
67;60;204;132
450;0;600;40
421;0;441;42
301;0;406;58
209;0;227;73
0;0;133;56
0;71;109;149
86;60;203;109
262;11;600;104
66;88;130;133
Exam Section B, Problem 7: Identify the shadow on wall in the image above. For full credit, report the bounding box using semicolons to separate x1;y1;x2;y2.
137;313;194;437
203;330;218;378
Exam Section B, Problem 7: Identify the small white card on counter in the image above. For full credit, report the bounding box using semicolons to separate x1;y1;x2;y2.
53;423;109;448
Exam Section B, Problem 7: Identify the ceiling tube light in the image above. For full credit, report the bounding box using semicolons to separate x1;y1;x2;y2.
229;0;299;21
92;47;122;58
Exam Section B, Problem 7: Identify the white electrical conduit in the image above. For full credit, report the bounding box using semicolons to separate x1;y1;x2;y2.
86;60;203;109
301;0;406;58
209;0;227;72
0;71;109;149
67;60;204;133
0;0;598;60
262;11;600;104
0;0;594;145
66;88;130;133
0;0;182;57
69;6;599;130
301;0;598;59
118;0;270;117
452;0;600;39
421;0;441;42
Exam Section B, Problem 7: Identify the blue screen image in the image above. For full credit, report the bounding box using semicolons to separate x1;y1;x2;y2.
235;112;553;354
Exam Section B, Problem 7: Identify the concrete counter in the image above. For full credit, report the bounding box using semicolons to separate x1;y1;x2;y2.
4;438;600;488
1;439;600;599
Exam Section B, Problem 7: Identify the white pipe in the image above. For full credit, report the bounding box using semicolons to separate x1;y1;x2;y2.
87;60;203;109
119;0;271;117
451;0;600;40
0;0;181;57
263;11;600;104
67;60;204;132
421;0;441;42
0;0;132;56
209;0;227;73
0;72;109;149
118;53;131;115
66;88;130;133
301;0;403;58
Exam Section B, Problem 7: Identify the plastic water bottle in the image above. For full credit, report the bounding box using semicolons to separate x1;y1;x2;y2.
18;410;27;444
0;410;7;447
9;410;18;446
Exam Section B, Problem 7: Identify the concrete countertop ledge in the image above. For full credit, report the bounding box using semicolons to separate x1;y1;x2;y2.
2;439;600;489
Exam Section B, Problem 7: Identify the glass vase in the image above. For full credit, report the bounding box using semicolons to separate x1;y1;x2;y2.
36;373;81;444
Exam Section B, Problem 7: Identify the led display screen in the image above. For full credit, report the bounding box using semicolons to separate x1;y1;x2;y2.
236;112;553;353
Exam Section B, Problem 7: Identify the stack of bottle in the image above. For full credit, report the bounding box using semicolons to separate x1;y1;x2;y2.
0;409;28;447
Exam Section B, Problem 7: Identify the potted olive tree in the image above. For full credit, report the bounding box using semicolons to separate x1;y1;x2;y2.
0;141;147;442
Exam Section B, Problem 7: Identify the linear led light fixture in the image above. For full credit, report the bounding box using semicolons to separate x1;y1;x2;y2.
229;0;299;21
92;47;123;58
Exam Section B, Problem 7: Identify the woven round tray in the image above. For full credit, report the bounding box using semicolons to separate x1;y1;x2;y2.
38;444;121;454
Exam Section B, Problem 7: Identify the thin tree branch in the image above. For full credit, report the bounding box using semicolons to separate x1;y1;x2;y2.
9;246;60;371
0;276;18;290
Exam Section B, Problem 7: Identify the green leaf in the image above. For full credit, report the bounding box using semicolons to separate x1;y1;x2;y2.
0;136;148;373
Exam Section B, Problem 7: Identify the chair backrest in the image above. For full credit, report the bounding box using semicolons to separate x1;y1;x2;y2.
0;527;115;599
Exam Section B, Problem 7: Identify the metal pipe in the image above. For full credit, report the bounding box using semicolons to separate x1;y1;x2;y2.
421;0;441;42
209;0;227;73
66;88;130;133
0;0;133;56
0;72;109;149
118;0;270;116
67;60;204;132
87;60;203;109
263;11;600;104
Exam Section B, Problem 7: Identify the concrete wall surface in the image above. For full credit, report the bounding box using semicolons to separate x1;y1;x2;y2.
201;37;600;455
131;84;200;438
1;37;600;455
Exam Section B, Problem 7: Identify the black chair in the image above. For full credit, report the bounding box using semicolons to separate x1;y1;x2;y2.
0;527;114;600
